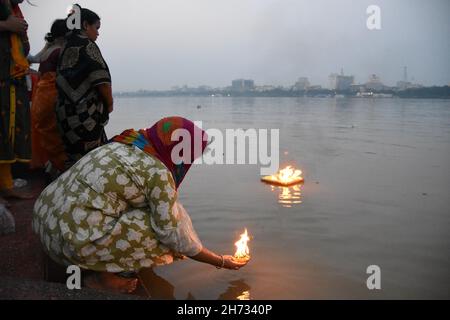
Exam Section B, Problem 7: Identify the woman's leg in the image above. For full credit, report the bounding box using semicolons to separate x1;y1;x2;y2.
0;163;33;200
0;163;13;190
0;164;13;205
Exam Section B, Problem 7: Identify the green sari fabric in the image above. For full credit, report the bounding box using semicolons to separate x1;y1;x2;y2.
33;142;202;272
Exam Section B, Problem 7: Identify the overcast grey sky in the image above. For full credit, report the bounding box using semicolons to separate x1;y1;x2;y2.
22;0;450;91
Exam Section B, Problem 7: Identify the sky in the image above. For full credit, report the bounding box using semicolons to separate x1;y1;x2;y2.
21;0;450;91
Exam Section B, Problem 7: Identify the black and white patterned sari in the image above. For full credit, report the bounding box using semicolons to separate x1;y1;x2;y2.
56;32;111;168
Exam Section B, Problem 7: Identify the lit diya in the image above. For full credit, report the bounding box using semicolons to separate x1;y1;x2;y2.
261;165;304;187
233;228;250;262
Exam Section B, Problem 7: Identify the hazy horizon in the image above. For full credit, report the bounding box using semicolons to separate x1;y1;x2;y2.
22;0;450;91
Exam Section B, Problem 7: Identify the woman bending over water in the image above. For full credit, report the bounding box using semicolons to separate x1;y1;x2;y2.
33;117;248;293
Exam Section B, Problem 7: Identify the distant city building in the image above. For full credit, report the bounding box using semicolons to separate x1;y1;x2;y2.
396;80;412;90
396;81;423;90
293;77;310;90
172;85;190;93
328;69;354;91
254;85;277;92
396;66;410;89
197;85;212;92
350;84;365;93
232;79;255;92
395;66;424;90
365;74;384;91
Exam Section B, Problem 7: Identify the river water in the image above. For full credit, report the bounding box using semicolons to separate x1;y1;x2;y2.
106;97;450;299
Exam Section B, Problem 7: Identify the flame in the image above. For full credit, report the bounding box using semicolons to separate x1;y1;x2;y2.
234;229;250;259
237;290;251;300
261;165;303;186
273;166;302;184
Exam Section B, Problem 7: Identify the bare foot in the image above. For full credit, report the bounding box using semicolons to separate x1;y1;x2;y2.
84;272;138;294
1;189;34;200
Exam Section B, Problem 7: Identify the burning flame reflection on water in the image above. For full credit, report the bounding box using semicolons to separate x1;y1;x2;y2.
271;185;302;208
236;290;251;300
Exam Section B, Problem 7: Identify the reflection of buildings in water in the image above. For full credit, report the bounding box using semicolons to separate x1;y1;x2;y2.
271;185;302;208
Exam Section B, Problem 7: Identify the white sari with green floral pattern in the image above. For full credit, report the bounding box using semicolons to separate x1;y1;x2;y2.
32;142;202;273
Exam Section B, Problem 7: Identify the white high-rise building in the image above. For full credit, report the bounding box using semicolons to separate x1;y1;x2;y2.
329;69;354;91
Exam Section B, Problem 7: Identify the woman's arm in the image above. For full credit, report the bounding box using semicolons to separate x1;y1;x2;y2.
189;247;249;270
28;42;50;64
0;14;27;33
96;83;114;113
146;174;248;271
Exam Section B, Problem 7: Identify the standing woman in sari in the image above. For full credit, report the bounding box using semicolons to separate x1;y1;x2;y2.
0;0;32;205
28;19;68;175
56;6;113;169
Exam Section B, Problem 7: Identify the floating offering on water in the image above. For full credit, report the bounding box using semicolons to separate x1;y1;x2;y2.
233;229;250;262
261;165;304;186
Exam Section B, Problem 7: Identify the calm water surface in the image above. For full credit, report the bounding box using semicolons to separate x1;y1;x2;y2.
107;97;450;299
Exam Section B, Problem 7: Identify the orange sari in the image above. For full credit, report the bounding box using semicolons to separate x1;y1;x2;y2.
30;72;67;171
9;4;29;78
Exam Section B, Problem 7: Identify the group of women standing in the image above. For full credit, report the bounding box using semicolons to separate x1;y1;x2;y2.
31;5;113;174
0;2;113;202
1;1;248;295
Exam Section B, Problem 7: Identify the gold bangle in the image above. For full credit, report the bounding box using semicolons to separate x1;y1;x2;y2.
216;255;225;269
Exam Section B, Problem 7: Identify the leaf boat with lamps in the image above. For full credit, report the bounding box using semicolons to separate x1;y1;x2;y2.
261;165;304;187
